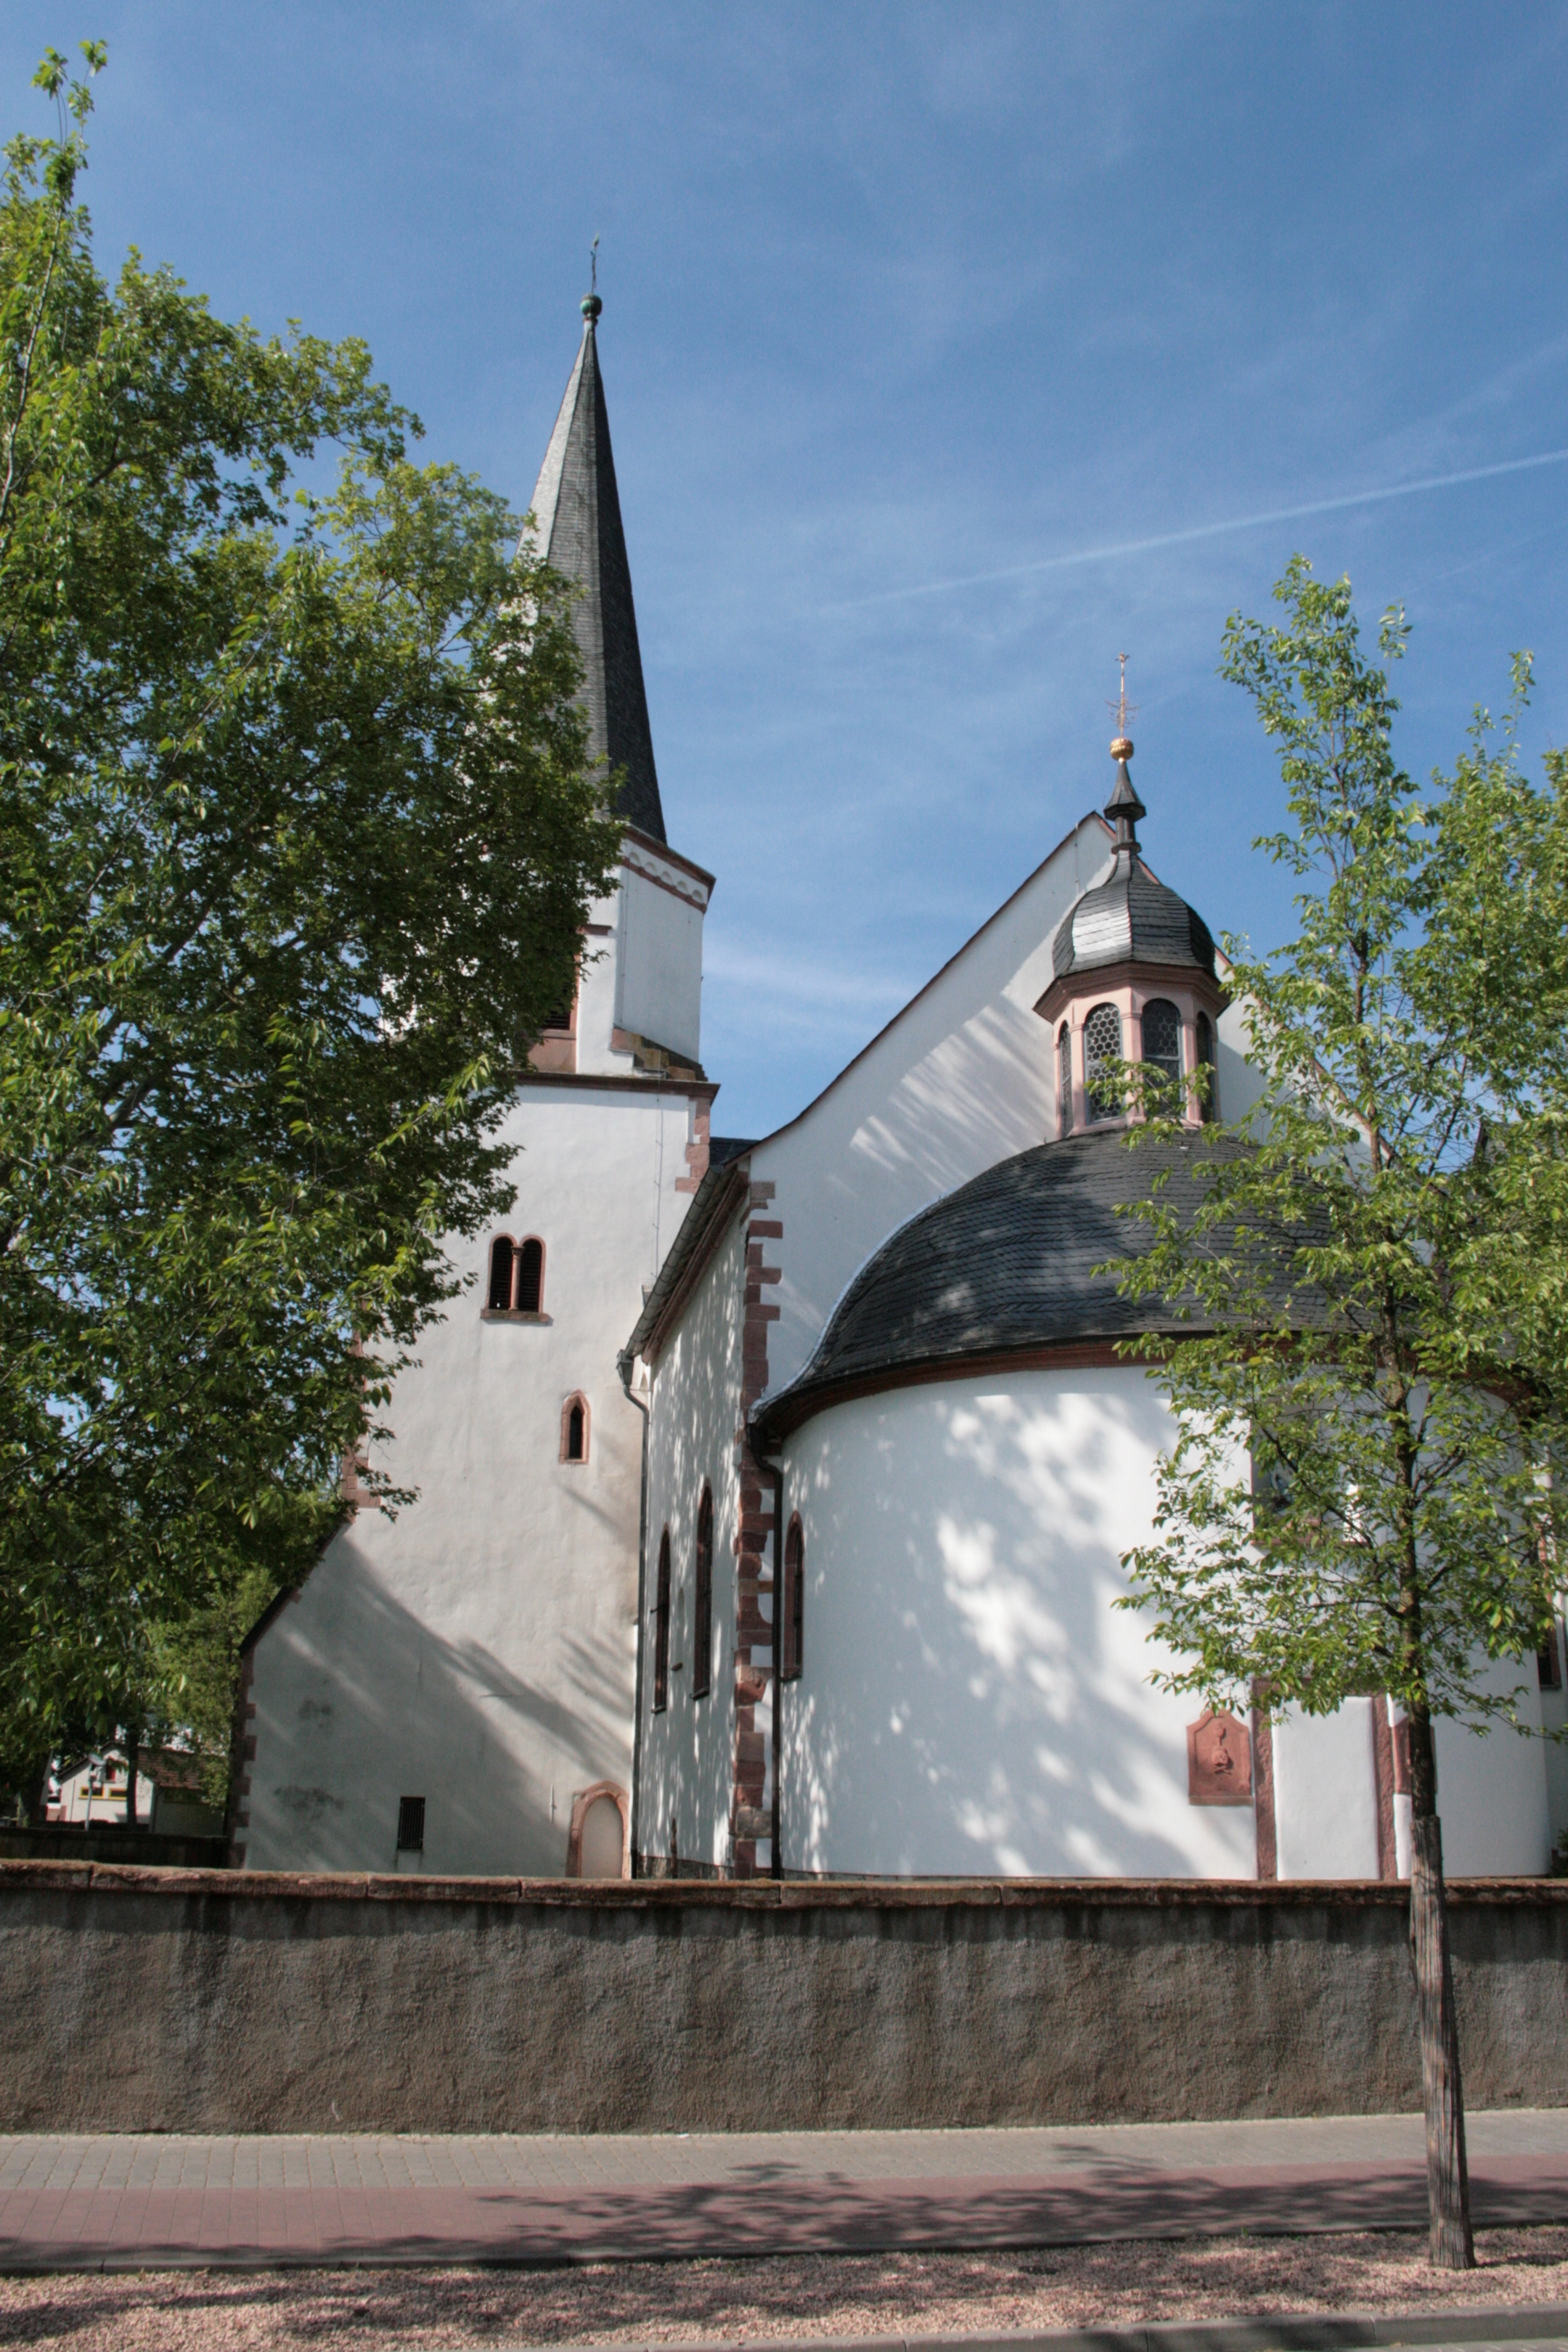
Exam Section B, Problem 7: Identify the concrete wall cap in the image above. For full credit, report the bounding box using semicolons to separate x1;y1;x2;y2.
2;1858;1566;1911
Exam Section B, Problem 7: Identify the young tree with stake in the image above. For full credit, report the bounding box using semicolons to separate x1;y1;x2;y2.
1114;557;1568;2269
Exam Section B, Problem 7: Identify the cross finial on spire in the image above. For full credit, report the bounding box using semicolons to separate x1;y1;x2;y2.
582;235;603;324
1107;651;1138;759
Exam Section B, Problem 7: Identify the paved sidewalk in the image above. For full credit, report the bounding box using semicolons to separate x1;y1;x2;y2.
4;2111;1568;2271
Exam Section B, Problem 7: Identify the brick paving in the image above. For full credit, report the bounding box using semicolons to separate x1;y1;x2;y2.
2;2111;1567;2272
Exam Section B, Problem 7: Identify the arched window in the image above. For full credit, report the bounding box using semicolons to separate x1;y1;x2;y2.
561;1392;589;1463
1140;999;1183;1098
653;1527;671;1711
515;1237;544;1315
487;1236;514;1311
693;1485;714;1699
1195;1010;1217;1122
1083;1002;1122;1122
1057;1024;1072;1138
780;1514;804;1681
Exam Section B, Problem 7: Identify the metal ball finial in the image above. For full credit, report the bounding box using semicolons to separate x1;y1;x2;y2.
581;293;603;322
1109;734;1134;761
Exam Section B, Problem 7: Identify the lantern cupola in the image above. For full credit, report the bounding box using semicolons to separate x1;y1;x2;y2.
1036;706;1226;1138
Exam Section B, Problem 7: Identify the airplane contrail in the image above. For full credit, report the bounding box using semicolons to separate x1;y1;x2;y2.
833;446;1568;608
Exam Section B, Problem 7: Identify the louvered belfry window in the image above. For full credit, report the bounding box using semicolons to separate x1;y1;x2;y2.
486;1236;513;1310
1141;1000;1183;1096
516;1238;544;1314
1057;1024;1072;1138
693;1487;714;1699
1083;1003;1122;1122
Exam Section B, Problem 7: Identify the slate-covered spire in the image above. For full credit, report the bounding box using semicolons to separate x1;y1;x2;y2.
524;289;666;844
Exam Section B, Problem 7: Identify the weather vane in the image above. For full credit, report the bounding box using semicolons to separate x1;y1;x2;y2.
1107;652;1138;753
589;234;599;295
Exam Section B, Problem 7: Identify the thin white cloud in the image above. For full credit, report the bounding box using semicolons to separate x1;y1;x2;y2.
829;447;1568;611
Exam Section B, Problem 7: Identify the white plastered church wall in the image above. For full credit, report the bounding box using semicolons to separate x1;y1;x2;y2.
775;1369;1259;1880
245;1082;697;1876
637;1207;751;1871
775;1374;1552;1882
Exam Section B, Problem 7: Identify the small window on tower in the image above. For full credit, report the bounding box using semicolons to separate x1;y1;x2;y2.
516;1237;544;1315
561;1393;589;1463
1057;1024;1072;1138
1083;1002;1122;1122
396;1795;425;1852
1140;1000;1183;1097
486;1236;514;1312
1540;1622;1564;1691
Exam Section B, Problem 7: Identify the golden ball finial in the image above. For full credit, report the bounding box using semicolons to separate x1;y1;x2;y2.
1109;735;1134;761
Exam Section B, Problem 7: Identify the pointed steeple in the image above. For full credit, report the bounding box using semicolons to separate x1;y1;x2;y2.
524;289;666;843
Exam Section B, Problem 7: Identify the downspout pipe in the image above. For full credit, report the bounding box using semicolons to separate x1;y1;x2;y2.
618;1344;651;1877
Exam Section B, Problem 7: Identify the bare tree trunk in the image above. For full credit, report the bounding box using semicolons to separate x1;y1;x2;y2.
1408;1718;1473;2269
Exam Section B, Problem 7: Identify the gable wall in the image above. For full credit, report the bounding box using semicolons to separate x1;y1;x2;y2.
753;817;1109;1400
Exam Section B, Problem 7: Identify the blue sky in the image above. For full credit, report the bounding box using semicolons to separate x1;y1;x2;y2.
7;4;1568;1139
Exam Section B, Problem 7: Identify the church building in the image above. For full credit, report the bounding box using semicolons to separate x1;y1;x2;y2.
237;292;1566;1886
626;740;1560;1882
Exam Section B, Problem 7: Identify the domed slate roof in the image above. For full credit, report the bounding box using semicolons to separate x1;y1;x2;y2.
1052;855;1217;982
753;1130;1231;1442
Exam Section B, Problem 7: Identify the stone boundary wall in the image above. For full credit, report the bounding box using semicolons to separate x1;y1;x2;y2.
1;1863;1564;2136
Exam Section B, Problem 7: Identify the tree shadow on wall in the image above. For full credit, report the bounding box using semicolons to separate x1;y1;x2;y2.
777;1373;1257;1880
253;1540;629;1878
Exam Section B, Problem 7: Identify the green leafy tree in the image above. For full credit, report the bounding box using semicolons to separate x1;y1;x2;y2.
0;49;620;1810
1114;556;1568;2269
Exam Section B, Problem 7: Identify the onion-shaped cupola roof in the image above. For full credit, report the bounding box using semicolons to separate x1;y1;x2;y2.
1051;732;1216;983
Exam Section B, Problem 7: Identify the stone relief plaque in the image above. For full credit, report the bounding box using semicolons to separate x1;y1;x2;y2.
1187;1709;1253;1805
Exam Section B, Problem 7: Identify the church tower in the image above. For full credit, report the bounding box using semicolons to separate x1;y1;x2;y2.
235;293;719;1880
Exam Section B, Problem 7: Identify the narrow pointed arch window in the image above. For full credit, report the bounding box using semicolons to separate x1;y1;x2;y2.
1057;1024;1072;1138
653;1527;671;1712
487;1236;514;1311
693;1485;714;1699
515;1237;544;1315
780;1514;804;1681
1196;1011;1217;1123
561;1392;589;1463
1140;999;1183;1098
1083;1002;1122;1122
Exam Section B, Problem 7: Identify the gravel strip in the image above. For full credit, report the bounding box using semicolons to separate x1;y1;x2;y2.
6;2229;1568;2351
